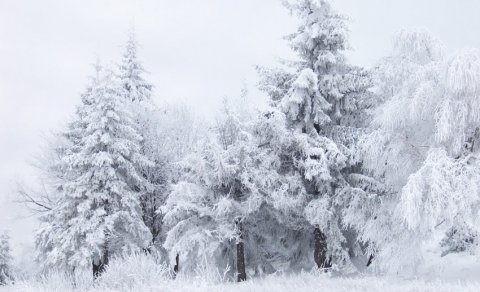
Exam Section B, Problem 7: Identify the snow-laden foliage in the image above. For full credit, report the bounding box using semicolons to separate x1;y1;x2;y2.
139;103;207;258
116;31;167;253
118;29;153;104
95;253;169;290
257;0;375;271
0;232;14;285
440;222;479;257
18;1;480;285
359;29;480;274
281;0;372;128
36;65;152;271
162;101;265;277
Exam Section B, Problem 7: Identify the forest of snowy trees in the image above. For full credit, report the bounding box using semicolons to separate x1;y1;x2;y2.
3;0;480;290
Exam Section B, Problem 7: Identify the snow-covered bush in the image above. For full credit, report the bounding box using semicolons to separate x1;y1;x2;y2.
95;253;169;290
440;223;478;256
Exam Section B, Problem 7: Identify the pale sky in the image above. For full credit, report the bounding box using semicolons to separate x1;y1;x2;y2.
1;0;480;259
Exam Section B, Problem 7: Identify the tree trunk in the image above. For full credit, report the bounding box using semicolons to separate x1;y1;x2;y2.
92;245;109;279
173;253;179;277
366;254;374;267
314;227;331;269
236;220;247;282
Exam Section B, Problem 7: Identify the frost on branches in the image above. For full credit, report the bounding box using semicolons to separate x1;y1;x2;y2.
257;0;376;272
118;29;153;104
0;232;14;285
36;65;152;277
162;98;270;281
18;0;480;284
359;29;480;274
117;31;167;253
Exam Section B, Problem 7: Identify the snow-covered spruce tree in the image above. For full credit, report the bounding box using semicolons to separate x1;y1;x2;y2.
36;65;152;278
32;64;102;274
0;232;14;285
257;0;374;271
117;30;167;253
359;29;480;274
248;109;333;271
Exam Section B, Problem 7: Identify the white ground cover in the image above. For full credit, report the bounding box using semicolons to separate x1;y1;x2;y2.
3;252;480;292
3;273;480;292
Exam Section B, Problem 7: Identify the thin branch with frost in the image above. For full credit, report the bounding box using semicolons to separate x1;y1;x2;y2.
15;182;53;213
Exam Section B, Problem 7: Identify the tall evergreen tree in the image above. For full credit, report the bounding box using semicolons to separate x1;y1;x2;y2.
36;65;152;278
258;0;374;271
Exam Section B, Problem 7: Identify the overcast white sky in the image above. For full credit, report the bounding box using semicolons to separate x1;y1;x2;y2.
1;0;480;258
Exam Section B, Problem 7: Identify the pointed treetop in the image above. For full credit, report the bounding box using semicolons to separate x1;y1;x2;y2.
284;0;349;68
118;28;153;103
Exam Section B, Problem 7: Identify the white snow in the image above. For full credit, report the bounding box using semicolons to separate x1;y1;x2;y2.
3;274;480;292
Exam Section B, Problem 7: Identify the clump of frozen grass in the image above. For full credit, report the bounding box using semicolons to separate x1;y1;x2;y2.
10;269;92;292
194;263;231;283
95;252;170;291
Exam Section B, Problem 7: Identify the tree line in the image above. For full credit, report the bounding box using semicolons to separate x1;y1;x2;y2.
11;0;480;283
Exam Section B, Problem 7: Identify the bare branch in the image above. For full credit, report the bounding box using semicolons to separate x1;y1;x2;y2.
15;182;53;213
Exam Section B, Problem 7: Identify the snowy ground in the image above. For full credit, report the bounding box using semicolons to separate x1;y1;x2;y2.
2;274;480;292
3;252;480;292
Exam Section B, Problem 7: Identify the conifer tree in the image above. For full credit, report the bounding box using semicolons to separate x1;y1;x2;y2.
36;65;152;278
258;0;374;271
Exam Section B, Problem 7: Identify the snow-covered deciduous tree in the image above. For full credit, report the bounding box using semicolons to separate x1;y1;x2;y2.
36;65;152;278
139;103;207;260
358;29;480;274
162;99;265;281
257;0;374;271
0;232;14;285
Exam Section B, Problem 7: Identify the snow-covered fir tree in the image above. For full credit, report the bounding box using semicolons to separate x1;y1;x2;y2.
257;0;375;271
359;29;480;274
0;232;14;285
36;64;152;278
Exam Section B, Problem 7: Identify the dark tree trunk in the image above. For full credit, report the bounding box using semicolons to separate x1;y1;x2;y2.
173;253;179;278
314;227;331;269
366;254;374;267
236;219;247;282
92;245;109;279
71;267;76;287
